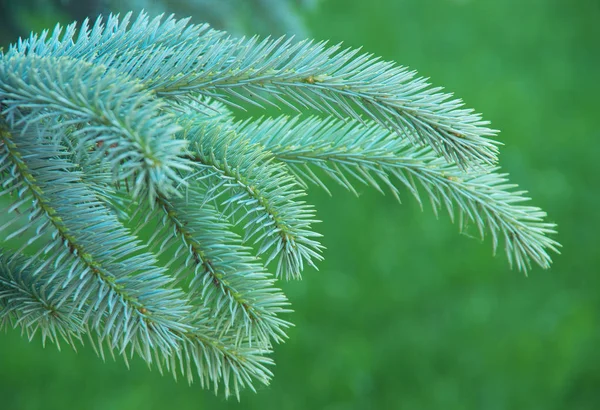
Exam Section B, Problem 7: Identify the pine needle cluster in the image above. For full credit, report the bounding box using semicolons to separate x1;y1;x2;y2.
0;12;559;398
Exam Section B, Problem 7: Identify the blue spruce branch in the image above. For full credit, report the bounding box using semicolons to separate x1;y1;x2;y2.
181;113;324;279
146;189;293;345
0;250;85;350
0;11;559;399
235;116;560;271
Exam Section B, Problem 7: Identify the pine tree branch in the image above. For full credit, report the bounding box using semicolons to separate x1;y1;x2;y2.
236;116;560;271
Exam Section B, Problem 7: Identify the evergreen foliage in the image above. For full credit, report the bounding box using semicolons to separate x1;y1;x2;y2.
0;12;559;398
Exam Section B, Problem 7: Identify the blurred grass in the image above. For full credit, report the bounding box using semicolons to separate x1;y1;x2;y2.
1;0;599;409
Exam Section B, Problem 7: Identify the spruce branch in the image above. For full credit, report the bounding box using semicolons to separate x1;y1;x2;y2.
0;54;189;200
6;12;225;93
0;243;273;399
0;120;276;396
0;250;85;350
236;116;560;271
181;113;323;279
0;11;559;398
0;124;192;352
153;35;500;169
5;12;498;168
170;320;274;399
145;189;292;345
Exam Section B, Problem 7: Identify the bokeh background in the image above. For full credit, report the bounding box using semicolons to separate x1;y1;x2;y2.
0;0;598;409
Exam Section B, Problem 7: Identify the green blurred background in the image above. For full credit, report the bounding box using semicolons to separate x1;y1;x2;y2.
1;0;598;409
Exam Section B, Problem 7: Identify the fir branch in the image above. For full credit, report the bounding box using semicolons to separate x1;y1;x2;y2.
236;116;559;271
